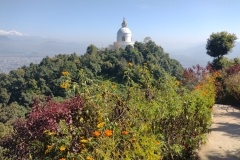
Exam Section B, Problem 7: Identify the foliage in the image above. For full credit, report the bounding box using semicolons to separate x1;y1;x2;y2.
214;63;240;104
181;64;212;90
0;39;183;109
225;63;240;75
1;64;216;159
0;102;28;138
206;31;237;59
224;74;240;102
210;56;240;70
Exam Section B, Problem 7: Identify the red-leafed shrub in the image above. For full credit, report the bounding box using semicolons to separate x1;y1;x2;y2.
181;64;212;90
1;96;86;159
19;96;84;139
226;64;240;75
213;64;240;104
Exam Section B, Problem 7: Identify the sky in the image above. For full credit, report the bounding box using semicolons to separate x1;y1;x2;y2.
1;0;240;52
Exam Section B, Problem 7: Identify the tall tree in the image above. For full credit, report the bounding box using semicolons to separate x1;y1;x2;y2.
206;31;237;59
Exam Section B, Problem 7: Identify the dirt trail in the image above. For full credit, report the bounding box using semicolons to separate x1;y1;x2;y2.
198;104;240;160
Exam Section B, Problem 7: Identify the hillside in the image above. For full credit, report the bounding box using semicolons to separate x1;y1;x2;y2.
0;41;217;159
0;40;183;133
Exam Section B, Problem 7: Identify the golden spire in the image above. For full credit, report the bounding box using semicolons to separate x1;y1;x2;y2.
121;18;127;27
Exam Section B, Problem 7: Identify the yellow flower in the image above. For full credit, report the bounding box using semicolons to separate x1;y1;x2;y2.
86;156;93;160
174;80;180;86
128;62;133;67
43;130;50;133
104;130;113;137
62;71;69;76
80;139;88;143
48;131;55;136
81;144;85;148
60;83;69;89
47;145;52;149
59;146;66;151
45;145;53;154
97;122;105;128
81;149;88;153
112;85;117;89
93;131;101;137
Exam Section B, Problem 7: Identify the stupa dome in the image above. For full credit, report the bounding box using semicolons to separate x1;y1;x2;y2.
109;18;134;50
117;18;132;43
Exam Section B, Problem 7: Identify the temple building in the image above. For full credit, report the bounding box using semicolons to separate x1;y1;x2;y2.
109;18;134;50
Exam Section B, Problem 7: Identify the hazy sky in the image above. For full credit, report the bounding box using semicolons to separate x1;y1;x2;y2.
1;0;240;52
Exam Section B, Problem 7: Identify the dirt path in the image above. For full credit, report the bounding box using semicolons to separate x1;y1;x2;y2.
198;104;240;160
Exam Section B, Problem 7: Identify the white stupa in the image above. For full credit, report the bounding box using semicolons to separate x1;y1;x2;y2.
109;18;134;50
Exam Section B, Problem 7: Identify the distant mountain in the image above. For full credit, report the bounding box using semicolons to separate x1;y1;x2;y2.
0;30;25;36
0;35;11;41
170;42;240;68
0;35;87;57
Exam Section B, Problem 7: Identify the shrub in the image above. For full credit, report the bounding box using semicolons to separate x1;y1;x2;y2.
1;65;216;159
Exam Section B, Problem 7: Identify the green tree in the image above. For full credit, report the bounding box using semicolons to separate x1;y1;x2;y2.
143;36;151;44
0;88;10;106
86;44;98;55
206;31;237;59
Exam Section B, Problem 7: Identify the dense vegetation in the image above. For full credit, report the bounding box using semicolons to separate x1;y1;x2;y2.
0;40;183;140
206;32;240;104
0;36;239;159
1;63;216;159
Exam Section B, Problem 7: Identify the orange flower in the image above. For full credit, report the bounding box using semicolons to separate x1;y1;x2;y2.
59;158;66;160
195;85;201;90
155;141;160;145
104;130;113;137
129;137;136;142
93;131;101;137
122;131;129;135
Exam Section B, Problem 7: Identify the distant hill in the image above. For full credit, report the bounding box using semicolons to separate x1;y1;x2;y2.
170;42;240;68
0;35;11;41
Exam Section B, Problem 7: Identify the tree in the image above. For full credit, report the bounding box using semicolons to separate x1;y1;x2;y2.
206;31;237;59
143;37;151;44
86;44;97;55
0;88;10;106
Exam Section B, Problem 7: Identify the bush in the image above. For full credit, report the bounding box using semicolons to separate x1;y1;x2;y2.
213;64;240;104
1;65;216;159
